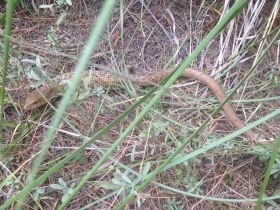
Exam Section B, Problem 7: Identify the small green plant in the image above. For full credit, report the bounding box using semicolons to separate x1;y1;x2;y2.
139;121;167;155
22;55;50;88
183;176;203;195
5;177;20;194
164;197;184;210
265;64;280;85
0;155;14;177
76;84;105;102
50;149;87;167
44;26;63;49
4;171;26;194
100;162;151;208
100;168;140;198
139;121;169;141
55;0;72;7
50;178;76;202
39;0;72;25
271;158;280;179
32;187;45;201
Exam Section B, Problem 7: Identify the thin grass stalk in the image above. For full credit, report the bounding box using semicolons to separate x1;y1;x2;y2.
145;24;280;205
12;0;117;208
0;1;13;143
62;0;252;208
255;3;280;200
4;22;277;207
0;68;162;209
124;0;153;55
0;0;278;208
114;1;261;208
22;3;65;52
0;0;21;25
256;131;280;209
58;3;280;209
52;0;254;208
158;23;280;171
26;0;116;183
76;106;280;209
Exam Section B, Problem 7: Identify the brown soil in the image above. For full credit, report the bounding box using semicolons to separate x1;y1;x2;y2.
1;1;280;209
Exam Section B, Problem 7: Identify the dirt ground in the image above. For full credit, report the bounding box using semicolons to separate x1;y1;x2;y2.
1;0;280;209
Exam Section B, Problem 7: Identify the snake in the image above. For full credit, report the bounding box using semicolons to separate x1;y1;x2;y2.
23;67;256;140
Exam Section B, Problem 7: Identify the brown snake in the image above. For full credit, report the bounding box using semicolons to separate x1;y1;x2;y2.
24;67;256;140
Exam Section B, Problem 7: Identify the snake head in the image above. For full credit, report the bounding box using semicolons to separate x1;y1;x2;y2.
24;86;60;110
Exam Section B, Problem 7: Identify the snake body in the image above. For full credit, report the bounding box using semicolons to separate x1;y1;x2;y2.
24;67;255;140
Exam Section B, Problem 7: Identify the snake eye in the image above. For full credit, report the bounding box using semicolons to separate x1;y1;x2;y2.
30;100;38;109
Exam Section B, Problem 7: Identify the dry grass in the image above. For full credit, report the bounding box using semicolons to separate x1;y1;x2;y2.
1;0;280;209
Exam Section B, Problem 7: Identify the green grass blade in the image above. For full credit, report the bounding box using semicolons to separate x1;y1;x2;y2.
0;0;116;209
114;0;252;208
2;1;278;208
0;0;21;25
161;108;280;172
0;0;14;143
116;15;280;207
26;0;116;184
0;84;161;209
256;132;280;208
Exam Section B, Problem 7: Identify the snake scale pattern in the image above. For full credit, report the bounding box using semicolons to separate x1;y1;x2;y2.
24;67;256;140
